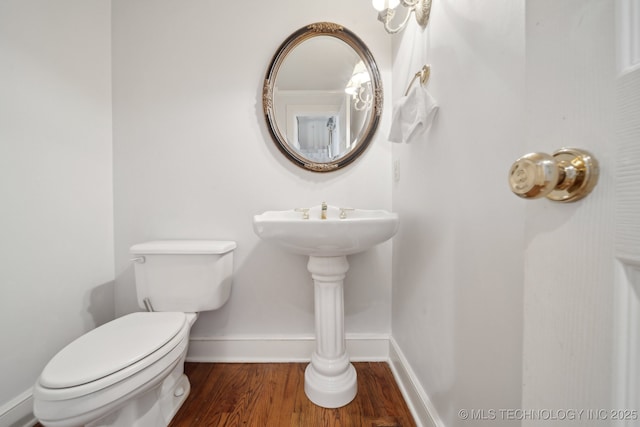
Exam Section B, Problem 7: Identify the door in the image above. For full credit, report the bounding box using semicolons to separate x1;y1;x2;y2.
614;0;640;423
522;0;640;424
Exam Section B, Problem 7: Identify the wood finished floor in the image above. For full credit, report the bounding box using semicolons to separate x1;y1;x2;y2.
169;362;416;427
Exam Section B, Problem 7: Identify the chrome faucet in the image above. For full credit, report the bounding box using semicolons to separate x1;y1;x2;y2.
321;202;327;219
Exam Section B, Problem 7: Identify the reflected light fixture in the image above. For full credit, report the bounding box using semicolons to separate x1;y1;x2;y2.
344;61;372;111
372;0;432;34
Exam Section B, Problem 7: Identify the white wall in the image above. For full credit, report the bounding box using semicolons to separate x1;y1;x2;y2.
0;1;114;425
111;0;394;346
390;1;526;425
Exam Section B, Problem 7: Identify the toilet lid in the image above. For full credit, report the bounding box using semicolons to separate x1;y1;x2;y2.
39;312;186;389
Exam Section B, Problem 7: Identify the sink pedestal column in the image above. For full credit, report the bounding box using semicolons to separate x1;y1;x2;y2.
304;255;357;408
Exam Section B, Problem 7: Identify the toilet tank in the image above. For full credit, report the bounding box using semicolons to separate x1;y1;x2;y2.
130;240;236;313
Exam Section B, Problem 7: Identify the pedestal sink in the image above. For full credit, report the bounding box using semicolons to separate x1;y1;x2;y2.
252;204;399;408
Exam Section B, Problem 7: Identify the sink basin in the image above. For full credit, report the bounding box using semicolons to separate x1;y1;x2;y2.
253;204;399;409
252;204;399;257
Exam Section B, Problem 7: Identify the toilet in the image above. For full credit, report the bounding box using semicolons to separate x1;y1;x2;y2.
33;240;236;427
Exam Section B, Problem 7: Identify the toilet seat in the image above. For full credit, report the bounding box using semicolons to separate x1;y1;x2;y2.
33;312;191;426
34;312;188;401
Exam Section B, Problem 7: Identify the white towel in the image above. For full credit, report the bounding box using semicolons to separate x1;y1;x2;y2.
388;85;439;143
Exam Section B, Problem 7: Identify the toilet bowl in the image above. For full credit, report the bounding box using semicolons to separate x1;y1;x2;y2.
33;240;236;427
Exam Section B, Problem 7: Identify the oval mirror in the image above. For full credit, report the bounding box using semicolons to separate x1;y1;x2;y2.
263;22;383;172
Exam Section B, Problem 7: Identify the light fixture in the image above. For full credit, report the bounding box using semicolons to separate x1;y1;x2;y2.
345;61;372;111
372;0;432;34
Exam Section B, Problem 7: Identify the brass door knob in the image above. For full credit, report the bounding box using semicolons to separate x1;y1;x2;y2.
508;148;599;202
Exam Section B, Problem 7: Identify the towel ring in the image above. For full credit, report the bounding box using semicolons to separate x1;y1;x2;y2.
404;65;431;96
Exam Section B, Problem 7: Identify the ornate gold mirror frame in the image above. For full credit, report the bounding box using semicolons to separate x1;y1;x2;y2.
263;22;383;172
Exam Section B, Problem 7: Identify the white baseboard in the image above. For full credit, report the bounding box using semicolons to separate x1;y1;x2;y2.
187;333;390;363
0;389;36;427
388;337;444;427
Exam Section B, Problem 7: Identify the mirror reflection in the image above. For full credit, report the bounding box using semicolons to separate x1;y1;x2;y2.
263;23;382;172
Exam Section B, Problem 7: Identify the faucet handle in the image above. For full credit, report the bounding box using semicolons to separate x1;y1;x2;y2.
295;208;310;219
339;207;354;219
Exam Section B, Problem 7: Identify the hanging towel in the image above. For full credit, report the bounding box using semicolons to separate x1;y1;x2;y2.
388;85;439;143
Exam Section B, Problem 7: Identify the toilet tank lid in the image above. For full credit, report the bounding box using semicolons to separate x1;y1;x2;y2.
130;240;236;255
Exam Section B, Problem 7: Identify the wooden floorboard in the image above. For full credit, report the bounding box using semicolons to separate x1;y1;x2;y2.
34;362;416;427
170;362;416;427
